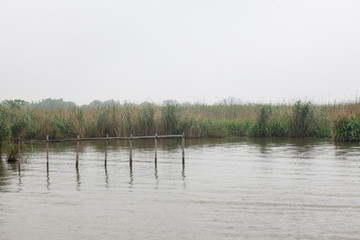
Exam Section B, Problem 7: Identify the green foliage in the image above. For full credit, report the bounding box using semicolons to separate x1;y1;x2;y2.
226;120;243;136
312;108;332;138
2;99;28;109
88;104;122;137
51;114;76;138
268;118;289;137
121;104;133;136
31;98;76;109
241;120;255;136
70;108;86;137
0;107;11;154
290;101;315;137
333;115;360;142
179;116;201;137
8;109;41;139
252;105;273;137
94;108;111;136
0;106;36;160
199;120;227;138
0;98;359;143
137;103;155;136
198;119;250;137
161;104;181;134
23;111;41;139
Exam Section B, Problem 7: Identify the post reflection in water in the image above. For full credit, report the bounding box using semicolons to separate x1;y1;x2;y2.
154;163;159;188
46;169;51;191
15;162;22;191
128;165;133;188
104;166;109;189
76;168;81;191
181;165;186;189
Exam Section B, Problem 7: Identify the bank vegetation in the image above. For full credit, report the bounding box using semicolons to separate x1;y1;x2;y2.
0;99;359;159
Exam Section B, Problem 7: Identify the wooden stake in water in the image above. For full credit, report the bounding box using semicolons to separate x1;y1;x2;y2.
17;138;21;158
105;134;108;167
76;135;80;169
46;135;49;169
129;134;133;166
18;138;21;172
182;132;185;165
155;133;158;164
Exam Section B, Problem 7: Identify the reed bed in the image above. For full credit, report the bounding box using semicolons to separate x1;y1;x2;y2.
0;99;359;158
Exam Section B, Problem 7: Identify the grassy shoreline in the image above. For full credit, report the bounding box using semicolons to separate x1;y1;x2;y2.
1;99;359;158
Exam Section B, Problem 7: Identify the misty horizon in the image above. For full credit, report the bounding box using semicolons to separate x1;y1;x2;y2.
1;0;359;105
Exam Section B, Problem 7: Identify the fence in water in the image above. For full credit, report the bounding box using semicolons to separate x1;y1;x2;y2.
16;133;185;170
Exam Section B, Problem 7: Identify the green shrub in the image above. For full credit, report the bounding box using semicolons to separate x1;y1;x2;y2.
333;115;360;142
290;101;315;137
312;109;332;138
226;120;243;136
199;120;227;138
252;105;273;137
269;118;289;137
239;120;254;136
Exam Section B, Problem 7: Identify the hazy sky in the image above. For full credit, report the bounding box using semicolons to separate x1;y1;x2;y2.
1;0;359;105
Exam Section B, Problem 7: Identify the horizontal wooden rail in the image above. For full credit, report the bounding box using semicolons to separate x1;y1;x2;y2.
19;134;183;143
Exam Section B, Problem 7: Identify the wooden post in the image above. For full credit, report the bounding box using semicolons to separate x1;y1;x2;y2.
155;133;158;164
76;135;80;169
18;138;21;172
18;138;21;160
105;134;108;167
46;135;49;170
129;134;132;166
182;132;185;165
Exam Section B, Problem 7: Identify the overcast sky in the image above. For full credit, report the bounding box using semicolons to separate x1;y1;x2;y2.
0;0;359;105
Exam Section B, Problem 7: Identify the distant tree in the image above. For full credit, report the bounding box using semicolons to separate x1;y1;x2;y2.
80;99;121;109
2;99;28;109
162;100;178;106
217;97;244;105
103;100;120;107
87;100;103;108
31;98;77;109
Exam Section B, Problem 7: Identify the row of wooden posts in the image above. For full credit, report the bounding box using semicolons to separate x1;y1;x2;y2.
17;133;185;170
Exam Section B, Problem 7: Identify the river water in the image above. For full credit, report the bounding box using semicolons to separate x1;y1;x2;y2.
0;138;359;240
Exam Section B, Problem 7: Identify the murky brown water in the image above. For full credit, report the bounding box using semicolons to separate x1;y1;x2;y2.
1;138;360;240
